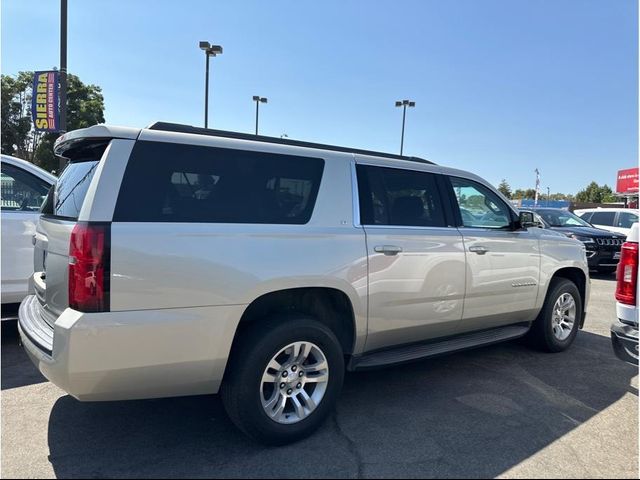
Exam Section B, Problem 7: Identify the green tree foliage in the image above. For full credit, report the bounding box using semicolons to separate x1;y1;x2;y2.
512;188;537;199
1;72;105;172
575;181;617;203
497;179;512;199
1;72;34;159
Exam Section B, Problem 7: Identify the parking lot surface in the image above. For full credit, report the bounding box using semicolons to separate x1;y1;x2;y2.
1;274;638;479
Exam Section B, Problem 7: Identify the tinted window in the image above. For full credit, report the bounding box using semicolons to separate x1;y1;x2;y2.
41;160;100;219
618;211;639;229
1;163;50;212
579;212;593;222
590;211;616;226
114;141;324;224
450;177;512;229
356;165;446;227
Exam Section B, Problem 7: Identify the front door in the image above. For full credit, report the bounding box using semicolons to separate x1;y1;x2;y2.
445;176;540;333
356;162;466;351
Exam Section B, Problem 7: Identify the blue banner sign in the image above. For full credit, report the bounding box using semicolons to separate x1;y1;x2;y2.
32;71;60;132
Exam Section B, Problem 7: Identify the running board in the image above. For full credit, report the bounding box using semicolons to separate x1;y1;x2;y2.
349;324;530;371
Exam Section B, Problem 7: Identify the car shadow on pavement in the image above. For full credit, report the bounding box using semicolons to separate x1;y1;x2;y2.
1;321;47;390
45;329;637;479
589;271;618;282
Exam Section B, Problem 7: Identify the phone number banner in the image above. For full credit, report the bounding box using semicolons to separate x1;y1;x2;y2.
32;71;60;132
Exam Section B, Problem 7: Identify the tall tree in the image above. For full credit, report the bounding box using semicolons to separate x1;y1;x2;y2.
497;179;512;199
513;188;537;199
575;182;616;203
1;72;105;172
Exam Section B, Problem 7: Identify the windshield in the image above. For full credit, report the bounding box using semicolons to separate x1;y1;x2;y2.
535;209;592;228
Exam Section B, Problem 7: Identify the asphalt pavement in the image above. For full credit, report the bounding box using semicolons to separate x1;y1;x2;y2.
1;274;638;478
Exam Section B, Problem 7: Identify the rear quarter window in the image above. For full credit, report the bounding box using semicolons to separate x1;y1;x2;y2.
113;141;325;224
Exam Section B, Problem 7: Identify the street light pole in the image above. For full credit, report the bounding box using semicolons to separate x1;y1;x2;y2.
60;0;67;133
58;0;68;173
204;53;210;128
199;41;223;129
395;99;415;155
253;96;267;135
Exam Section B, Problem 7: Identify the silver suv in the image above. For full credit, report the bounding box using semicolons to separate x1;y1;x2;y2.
19;122;590;445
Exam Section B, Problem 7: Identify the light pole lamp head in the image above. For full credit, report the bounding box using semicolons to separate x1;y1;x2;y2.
396;100;416;107
208;45;223;56
253;96;268;103
199;41;211;50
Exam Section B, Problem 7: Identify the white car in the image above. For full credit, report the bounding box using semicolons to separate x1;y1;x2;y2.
1;155;55;319
575;207;639;237
611;222;639;364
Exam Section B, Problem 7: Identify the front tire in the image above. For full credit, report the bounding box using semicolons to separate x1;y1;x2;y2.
221;314;345;445
527;278;582;352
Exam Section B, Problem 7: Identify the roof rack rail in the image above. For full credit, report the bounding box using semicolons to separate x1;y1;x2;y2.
147;122;434;165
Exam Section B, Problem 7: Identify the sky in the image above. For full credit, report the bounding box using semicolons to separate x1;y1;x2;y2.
1;0;638;194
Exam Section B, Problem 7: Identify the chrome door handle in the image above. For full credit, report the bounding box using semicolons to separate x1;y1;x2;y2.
469;246;489;255
374;245;403;256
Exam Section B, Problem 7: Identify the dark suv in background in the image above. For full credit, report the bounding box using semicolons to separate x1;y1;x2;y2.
524;208;625;274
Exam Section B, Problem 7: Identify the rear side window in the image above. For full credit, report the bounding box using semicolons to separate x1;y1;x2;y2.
356;165;446;227
114;141;324;224
41;160;100;220
590;211;616;226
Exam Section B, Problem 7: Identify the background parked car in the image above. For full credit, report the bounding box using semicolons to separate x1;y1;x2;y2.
1;154;55;320
523;208;625;274
611;222;639;364
575;207;639;237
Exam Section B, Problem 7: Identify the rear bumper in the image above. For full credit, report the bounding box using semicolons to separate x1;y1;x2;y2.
611;321;639;365
18;295;245;401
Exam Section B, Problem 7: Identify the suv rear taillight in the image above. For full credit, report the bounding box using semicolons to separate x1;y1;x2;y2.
68;222;110;312
615;241;639;306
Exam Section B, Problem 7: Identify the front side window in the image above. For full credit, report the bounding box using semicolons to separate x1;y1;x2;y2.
1;163;50;212
356;165;446;227
450;177;512;229
114;141;324;224
590;211;616;226
618;211;639;229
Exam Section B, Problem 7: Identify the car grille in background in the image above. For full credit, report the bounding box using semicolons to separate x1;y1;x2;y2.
596;238;624;246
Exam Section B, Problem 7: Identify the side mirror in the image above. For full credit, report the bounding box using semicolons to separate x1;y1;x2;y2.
518;211;537;229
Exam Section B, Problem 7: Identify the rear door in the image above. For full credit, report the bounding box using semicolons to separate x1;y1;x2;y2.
445;176;540;333
356;161;466;351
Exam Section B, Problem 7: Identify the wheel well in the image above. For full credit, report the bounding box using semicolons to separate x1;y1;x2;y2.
233;287;356;355
551;267;587;311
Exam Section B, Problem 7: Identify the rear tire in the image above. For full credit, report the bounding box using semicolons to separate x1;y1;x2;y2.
221;314;344;445
527;278;582;352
